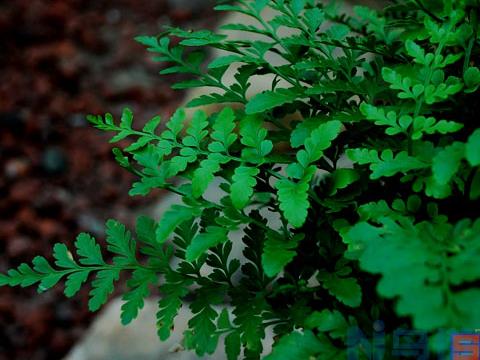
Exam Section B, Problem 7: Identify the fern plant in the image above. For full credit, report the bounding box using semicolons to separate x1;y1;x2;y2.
2;0;480;358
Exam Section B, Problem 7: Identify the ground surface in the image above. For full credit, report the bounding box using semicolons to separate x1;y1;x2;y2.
0;1;215;358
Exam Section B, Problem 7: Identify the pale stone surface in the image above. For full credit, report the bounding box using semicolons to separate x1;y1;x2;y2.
64;298;225;360
64;297;273;360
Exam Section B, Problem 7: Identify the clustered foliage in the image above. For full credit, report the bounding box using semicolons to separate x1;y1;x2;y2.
2;0;480;358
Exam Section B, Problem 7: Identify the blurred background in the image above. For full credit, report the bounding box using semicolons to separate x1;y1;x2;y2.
0;1;216;358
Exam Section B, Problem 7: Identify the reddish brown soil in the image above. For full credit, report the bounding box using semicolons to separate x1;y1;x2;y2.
0;1;216;358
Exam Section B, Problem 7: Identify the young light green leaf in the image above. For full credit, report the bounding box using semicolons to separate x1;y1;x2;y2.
382;67;416;99
239;115;273;162
209;107;238;153
192;156;222;198
275;179;310;228
239;115;268;147
163;108;186;140
298;120;343;166
183;110;209;147
289;117;326;148
134;35;159;49
360;103;403;135
405;40;426;63
142;115;162;134
230;166;259;209
414;117;463;139
120;108;133;129
466;129;480;166
424;77;463;104
347;149;428;179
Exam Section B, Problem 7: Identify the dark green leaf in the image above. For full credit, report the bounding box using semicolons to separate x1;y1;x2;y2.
245;88;299;114
185;227;229;262
156;205;200;243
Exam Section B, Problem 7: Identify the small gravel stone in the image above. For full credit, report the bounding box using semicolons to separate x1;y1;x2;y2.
42;147;68;175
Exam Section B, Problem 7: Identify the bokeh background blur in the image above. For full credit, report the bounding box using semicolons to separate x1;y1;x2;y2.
0;1;216;358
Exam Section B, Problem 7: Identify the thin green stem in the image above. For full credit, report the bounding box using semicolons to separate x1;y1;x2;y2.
408;31;448;154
